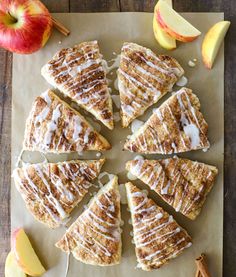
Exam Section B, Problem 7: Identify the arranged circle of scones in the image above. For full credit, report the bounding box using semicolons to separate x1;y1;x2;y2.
13;41;218;270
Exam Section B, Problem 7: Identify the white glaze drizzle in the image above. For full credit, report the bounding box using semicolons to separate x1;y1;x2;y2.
131;119;144;134
42;41;113;127
43;104;61;149
127;88;208;154
113;112;121;122
63;185;121;260
128;157;214;218
103;54;121;74
15;149;25;168
13;161;99;226
129;188;191;265
111;95;121;109
127;171;138;181
28;90;100;152
118;43;183;121
176;76;188;87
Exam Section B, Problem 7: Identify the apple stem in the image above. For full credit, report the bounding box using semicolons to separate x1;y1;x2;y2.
7;12;18;24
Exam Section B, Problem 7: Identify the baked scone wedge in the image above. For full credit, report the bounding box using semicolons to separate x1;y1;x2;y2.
23;89;111;153
56;176;122;266
126;182;192;271
12;159;105;228
126;156;218;220
118;42;184;127
124;87;210;154
41;41;114;129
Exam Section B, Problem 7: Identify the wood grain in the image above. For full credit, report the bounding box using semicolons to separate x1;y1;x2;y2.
41;0;70;12
0;49;12;275
70;0;121;12
119;0;155;11
0;1;235;276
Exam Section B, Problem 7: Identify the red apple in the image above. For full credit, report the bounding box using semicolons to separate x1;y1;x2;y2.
0;0;53;54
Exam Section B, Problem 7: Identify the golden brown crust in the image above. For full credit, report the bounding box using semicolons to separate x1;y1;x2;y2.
126;157;218;220
13;159;105;228
124;87;210;154
23;90;111;153
56;176;122;266
41;41;114;129
126;182;192;271
118;42;184;127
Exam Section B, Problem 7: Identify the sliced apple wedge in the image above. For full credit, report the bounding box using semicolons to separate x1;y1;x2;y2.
5;252;27;277
11;228;46;276
153;1;176;50
163;0;172;5
156;1;201;42
153;18;176;50
202;21;230;69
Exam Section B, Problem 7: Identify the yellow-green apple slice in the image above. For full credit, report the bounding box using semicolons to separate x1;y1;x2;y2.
5;252;26;277
202;21;230;69
11;228;46;276
153;0;176;50
156;0;201;42
162;0;172;5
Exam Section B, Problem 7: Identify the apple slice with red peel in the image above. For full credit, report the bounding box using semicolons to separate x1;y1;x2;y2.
153;17;176;50
5;252;26;277
202;21;230;69
156;0;201;42
11;228;46;276
153;0;176;50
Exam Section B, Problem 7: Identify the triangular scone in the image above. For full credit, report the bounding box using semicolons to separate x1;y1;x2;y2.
23;90;111;153
124;88;210;154
126;182;192;271
56;176;122;266
126;157;218;220
41;41;114;129
118;42;184;127
12;159;105;228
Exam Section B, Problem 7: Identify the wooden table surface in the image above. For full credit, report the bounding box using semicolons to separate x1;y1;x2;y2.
0;0;235;276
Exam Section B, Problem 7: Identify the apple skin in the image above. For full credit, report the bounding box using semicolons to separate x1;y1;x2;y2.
0;0;53;54
153;1;176;50
11;228;46;276
202;21;230;69
155;7;200;42
153;16;176;50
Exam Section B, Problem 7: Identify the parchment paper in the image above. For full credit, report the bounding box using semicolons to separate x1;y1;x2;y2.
11;13;224;277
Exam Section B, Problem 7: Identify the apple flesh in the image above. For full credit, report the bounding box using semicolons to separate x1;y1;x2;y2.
0;0;53;54
153;17;176;50
5;251;27;277
11;228;46;276
156;0;201;42
153;1;176;50
202;21;230;69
